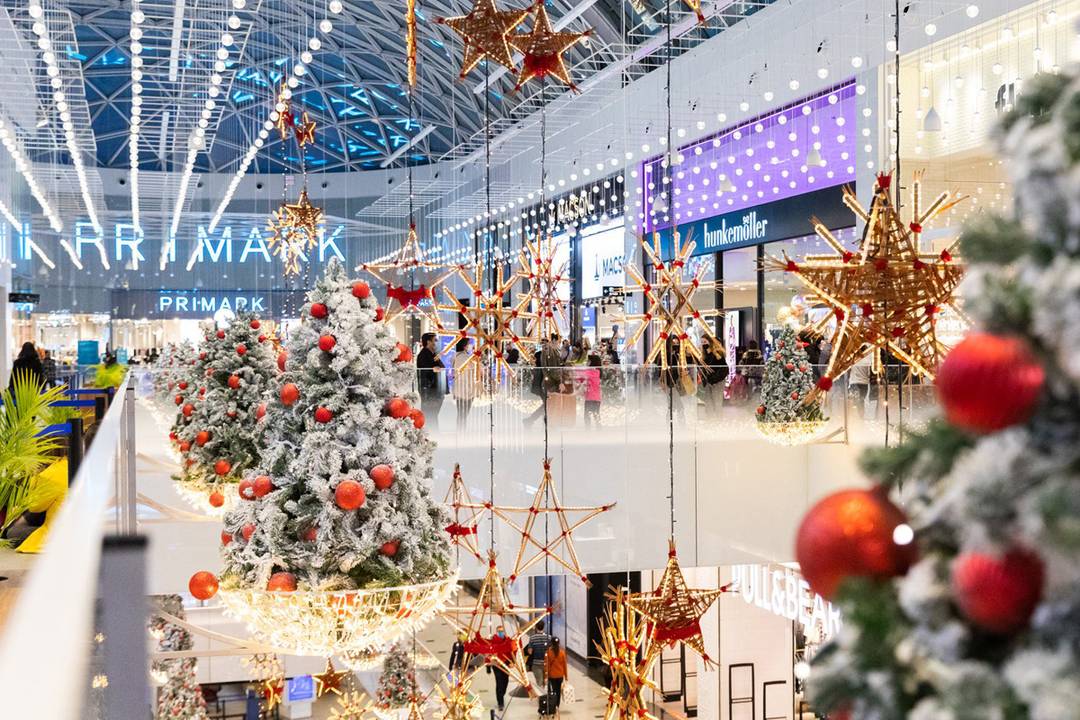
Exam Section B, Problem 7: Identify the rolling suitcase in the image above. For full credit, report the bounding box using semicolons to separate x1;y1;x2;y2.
537;693;556;716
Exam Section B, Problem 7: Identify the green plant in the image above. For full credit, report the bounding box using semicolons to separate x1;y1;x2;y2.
90;363;127;389
0;371;67;533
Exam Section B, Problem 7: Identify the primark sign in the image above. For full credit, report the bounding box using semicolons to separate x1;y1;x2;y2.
111;289;309;320
654;185;852;261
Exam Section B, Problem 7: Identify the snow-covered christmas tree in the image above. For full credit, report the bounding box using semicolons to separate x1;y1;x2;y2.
755;325;826;443
153;341;196;402
220;258;452;592
173;313;276;510
167;339;207;449
376;644;418;709
150;595;209;720
801;71;1080;719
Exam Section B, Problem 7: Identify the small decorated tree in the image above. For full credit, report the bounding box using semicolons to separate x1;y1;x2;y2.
173;313;276;507
153;341;195;401
220;258;452;591
167;341;207;448
800;72;1080;719
150;595;209;720
755;325;826;443
376;644;418;709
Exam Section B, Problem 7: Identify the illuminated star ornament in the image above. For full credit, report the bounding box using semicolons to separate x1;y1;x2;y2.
683;0;705;24
436;261;536;377
767;172;967;399
492;459;615;586
294;111;317;147
359;223;457;325
624;231;723;370
437;0;530;77
274;81;295;141
510;0;591;91
596;587;659;720
443;464;487;563
627;541;732;667
314;659;348;697
330;690;377;720
517;232;570;343
441;551;549;695
266;189;325;276
434;673;482;720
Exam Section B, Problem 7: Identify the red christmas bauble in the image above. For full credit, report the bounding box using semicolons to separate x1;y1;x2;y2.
235;343;247;356
256;403;267;420
178;381;189;391
228;374;241;389
318;335;336;353
785;362;795;371
755;405;765;415
226;410;237;419
352;280;371;299
214;459;232;476
302;526;318;542
395;343;413;363
199;387;206;395
280;382;300;406
267;572;297;592
937;333;1045;434
314;406;333;423
175;394;183;405
195;430;211;446
310;302;328;319
221;530;233;545
169;431;177;441
208;491;225;508
380;540;400;557
375;307;385;322
199;351;207;360
253;475;275;498
371;464;394;490
216;330;225;339
409;408;425;429
334;480;366;510
179;440;191;452
258;334;266;343
238;479;255;500
250;319;261;330
952;547;1044;634
241;523;255;541
386;397;410;419
795;487;917;599
277;351;288;372
189;571;219;600
182;403;194;418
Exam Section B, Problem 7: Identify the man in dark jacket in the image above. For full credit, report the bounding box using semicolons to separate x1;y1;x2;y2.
8;342;46;392
415;333;444;429
701;340;728;419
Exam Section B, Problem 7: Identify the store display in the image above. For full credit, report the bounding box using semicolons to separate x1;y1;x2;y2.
769;173;966;398
755;325;828;445
216;259;457;656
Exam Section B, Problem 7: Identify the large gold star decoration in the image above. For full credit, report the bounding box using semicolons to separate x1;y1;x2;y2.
359;222;457;325
434;673;483;720
624;231;723;370
440;552;549;696
437;0;531;77
406;0;419;87
596;587;660;720
492;458;615;586
767;172;966;399
510;0;591;91
294;111;317;147
266;189;324;276
436;261;536;378
263;679;285;711
627;541;732;668
330;690;377;720
443;464;487;563
516;232;570;343
314;659;348;697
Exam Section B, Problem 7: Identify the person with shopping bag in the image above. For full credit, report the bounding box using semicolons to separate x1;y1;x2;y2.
543;637;568;719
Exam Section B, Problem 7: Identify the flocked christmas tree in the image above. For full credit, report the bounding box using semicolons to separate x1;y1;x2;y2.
755;325;826;444
173;313;277;508
799;71;1080;719
167;338;207;447
154;341;196;402
220;258;452;592
376;644;419;709
150;595;209;720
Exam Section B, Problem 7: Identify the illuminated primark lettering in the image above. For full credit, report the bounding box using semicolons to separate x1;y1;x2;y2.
16;217;347;267
731;564;842;639
158;293;266;313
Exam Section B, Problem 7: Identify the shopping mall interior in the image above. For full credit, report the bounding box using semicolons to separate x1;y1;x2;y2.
1;0;1078;718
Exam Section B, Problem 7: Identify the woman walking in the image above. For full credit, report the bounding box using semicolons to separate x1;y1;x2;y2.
452;339;478;433
544;637;568;719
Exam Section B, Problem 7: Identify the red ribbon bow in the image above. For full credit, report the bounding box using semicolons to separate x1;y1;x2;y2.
386;284;430;307
445;523;478;537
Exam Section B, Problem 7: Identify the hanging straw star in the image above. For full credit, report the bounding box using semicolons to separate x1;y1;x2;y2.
442;464;487;562
434;673;483;720
436;0;531;77
294;111;317;147
765;171;967;399
596;587;660;720
330;690;378;720
490;458;615;586
516;231;570;343
509;0;592;91
314;659;348;697
359;223;457;325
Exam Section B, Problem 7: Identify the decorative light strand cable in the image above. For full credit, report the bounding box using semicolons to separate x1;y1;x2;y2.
0;198;54;269
172;6;243;271
129;0;145;236
0;118;62;233
28;0;102;237
206;6;339;233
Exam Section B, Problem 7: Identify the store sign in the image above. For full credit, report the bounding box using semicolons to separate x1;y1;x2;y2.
110;289;308;320
654;186;852;260
731;564;842;639
8;292;40;304
580;226;626;299
286;675;315;703
555;189;595;225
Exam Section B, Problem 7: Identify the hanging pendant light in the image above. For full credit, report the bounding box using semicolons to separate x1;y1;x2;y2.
806;147;825;167
923;106;942;132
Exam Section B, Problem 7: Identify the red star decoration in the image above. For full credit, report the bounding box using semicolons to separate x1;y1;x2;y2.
510;0;591;91
437;0;530;77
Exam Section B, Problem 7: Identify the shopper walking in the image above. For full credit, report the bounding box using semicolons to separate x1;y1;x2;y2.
582;354;602;427
452;339;478;433
41;350;57;388
415;333;444;430
525;621;551;691
700;340;728;420
740;339;764;393
449;632;467;679
658;337;690;423
544;637;568;719
491;626;510;711
8;342;46;392
525;335;565;427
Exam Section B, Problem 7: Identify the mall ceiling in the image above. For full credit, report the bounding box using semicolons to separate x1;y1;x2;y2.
6;0;769;177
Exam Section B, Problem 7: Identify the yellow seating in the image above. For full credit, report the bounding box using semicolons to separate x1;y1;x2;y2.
16;458;68;554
